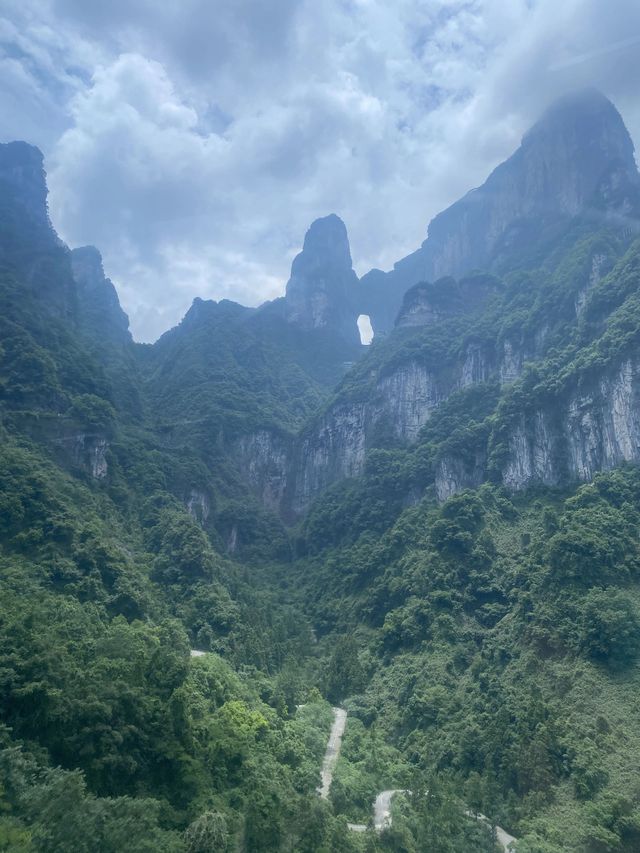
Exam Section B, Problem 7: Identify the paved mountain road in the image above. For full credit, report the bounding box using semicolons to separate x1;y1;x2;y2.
316;706;517;850
317;707;347;799
374;789;407;830
190;667;518;850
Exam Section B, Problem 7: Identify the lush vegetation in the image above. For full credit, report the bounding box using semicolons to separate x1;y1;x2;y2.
288;469;640;852
3;153;640;852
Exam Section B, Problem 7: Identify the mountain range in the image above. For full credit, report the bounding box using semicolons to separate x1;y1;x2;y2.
2;88;640;851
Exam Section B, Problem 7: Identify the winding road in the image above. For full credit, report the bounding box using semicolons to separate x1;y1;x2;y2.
317;707;517;851
317;707;347;798
189;660;519;850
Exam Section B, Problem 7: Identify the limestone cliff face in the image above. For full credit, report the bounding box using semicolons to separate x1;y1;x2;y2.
74;434;109;480
422;90;638;280
51;431;110;480
234;430;292;511
361;90;640;335
289;404;368;514
144;91;640;520
284;214;361;346
287;355;473;514
239;356;452;516
503;358;640;490
396;274;500;329
0;141;50;230
71;246;132;346
433;356;640;500
0;143;134;345
435;452;487;502
283;274;511;513
186;489;210;525
277;245;640;515
0;141;78;319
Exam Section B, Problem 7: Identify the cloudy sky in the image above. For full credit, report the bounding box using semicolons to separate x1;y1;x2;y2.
1;0;640;341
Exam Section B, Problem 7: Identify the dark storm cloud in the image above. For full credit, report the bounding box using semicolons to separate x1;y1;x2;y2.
1;0;639;341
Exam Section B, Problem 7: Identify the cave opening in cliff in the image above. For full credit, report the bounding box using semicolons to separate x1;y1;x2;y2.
357;314;373;345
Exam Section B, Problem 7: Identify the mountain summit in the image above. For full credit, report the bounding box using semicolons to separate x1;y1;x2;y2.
361;89;640;334
0;141;50;230
284;213;360;345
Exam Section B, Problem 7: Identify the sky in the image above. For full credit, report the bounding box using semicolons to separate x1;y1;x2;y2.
1;0;640;341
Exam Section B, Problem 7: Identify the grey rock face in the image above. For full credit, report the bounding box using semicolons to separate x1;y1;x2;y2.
435;452;487;502
73;433;109;479
502;358;640;491
71;246;132;346
233;92;640;516
285;214;361;345
502;412;560;490
575;252;612;316
396;274;499;329
234;430;291;510
0;141;50;229
286;361;452;514
0;143;133;348
423;89;638;280
460;343;492;388
499;339;525;384
0;141;79;319
396;280;455;328
286;320;640;512
291;403;368;514
414;356;640;501
361;90;640;335
376;361;444;441
288;358;460;514
186;490;210;525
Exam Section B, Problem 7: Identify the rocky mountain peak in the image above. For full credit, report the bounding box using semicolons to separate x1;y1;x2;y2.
290;213;353;277
71;245;106;280
180;296;250;330
0;141;50;229
513;88;638;215
284;214;360;345
362;89;640;336
422;89;639;280
71;246;132;346
524;88;635;162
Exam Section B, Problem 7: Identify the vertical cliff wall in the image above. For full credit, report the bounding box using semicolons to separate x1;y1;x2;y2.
359;90;640;335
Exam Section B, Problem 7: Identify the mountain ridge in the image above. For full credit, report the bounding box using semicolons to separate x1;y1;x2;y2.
360;88;640;334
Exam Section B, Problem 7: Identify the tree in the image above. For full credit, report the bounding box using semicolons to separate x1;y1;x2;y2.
325;636;365;703
580;588;640;668
185;811;230;853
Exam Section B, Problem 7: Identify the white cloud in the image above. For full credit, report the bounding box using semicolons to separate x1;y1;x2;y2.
1;0;640;340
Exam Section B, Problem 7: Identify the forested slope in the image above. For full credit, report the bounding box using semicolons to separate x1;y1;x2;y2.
0;143;358;852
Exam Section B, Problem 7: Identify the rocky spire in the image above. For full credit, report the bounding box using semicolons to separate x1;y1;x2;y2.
284;214;360;345
0;141;50;230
